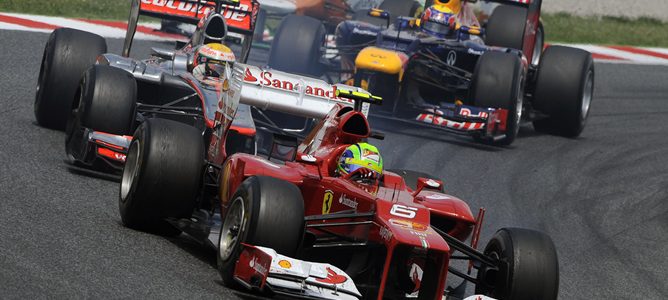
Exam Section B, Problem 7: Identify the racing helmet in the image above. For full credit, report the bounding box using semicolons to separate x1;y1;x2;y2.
421;4;458;38
338;143;383;177
432;0;463;15
192;43;236;78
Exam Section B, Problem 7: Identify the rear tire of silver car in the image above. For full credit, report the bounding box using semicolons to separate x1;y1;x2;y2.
532;46;595;137
268;15;325;77
119;118;204;236
34;28;106;130
217;176;304;287
470;52;524;146
475;228;559;300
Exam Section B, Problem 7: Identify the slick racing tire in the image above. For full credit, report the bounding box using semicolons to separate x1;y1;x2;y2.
65;65;136;164
532;46;595;137
78;65;137;135
35;28;107;130
475;228;559;300
217;176;304;287
470;51;524;146
388;169;444;192
485;5;528;51
119;118;204;236
268;15;325;77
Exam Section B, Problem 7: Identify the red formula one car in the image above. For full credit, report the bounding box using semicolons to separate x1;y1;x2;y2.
119;62;559;299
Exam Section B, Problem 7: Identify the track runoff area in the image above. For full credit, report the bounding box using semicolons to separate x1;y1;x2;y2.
1;12;668;66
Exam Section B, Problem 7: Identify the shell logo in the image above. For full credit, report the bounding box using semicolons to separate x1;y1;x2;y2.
278;260;292;269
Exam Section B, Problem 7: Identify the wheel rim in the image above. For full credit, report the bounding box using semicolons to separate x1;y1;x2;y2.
513;74;524;132
120;140;140;201
531;27;544;66
219;196;245;262
581;70;594;121
35;42;51;109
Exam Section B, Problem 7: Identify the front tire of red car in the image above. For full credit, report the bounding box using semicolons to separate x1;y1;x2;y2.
217;176;304;287
475;228;559;300
119;118;204;236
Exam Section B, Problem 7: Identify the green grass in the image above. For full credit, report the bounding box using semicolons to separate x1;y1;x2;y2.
0;0;130;20
543;13;668;47
1;1;667;47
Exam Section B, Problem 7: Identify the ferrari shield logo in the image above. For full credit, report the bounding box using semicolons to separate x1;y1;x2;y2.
322;190;334;214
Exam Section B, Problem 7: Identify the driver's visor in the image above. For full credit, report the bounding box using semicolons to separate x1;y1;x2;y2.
344;157;382;174
423;20;453;37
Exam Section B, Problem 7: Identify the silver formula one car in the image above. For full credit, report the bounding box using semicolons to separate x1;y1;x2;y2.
34;0;264;172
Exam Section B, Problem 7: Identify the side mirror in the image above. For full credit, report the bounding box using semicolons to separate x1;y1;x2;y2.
367;8;391;28
412;177;443;196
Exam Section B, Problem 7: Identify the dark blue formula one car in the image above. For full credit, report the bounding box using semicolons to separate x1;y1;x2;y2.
268;0;595;146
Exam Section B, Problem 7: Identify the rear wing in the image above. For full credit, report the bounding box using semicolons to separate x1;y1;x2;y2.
123;0;259;56
139;0;258;34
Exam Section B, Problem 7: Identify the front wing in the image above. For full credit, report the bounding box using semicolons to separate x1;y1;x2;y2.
376;102;510;142
234;244;361;300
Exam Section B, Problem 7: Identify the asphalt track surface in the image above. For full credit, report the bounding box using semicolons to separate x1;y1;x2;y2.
0;30;666;299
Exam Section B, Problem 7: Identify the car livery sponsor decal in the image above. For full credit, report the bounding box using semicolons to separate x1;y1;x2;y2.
316;267;347;284
322;190;334;214
379;226;393;242
249;255;268;275
338;194;358;210
389;219;429;232
243;67;354;104
139;0;256;32
278;260;292;269
459;107;489;119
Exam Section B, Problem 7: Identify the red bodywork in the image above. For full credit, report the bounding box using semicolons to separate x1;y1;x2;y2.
216;104;477;299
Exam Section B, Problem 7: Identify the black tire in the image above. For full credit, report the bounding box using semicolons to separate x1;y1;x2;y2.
476;228;559;300
35;28;107;130
119;118;204;235
217;176;304;287
470;51;524;146
268;15;325;77
531;22;544;66
79;65;137;134
532;46;595;137
65;65;136;164
387;169;444;192
379;0;423;22
485;5;528;51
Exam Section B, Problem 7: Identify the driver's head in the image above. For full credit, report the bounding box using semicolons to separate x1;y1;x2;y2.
338;143;383;177
421;4;458;38
432;0;462;14
192;43;236;78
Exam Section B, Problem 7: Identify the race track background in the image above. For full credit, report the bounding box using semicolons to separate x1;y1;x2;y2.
0;30;666;299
